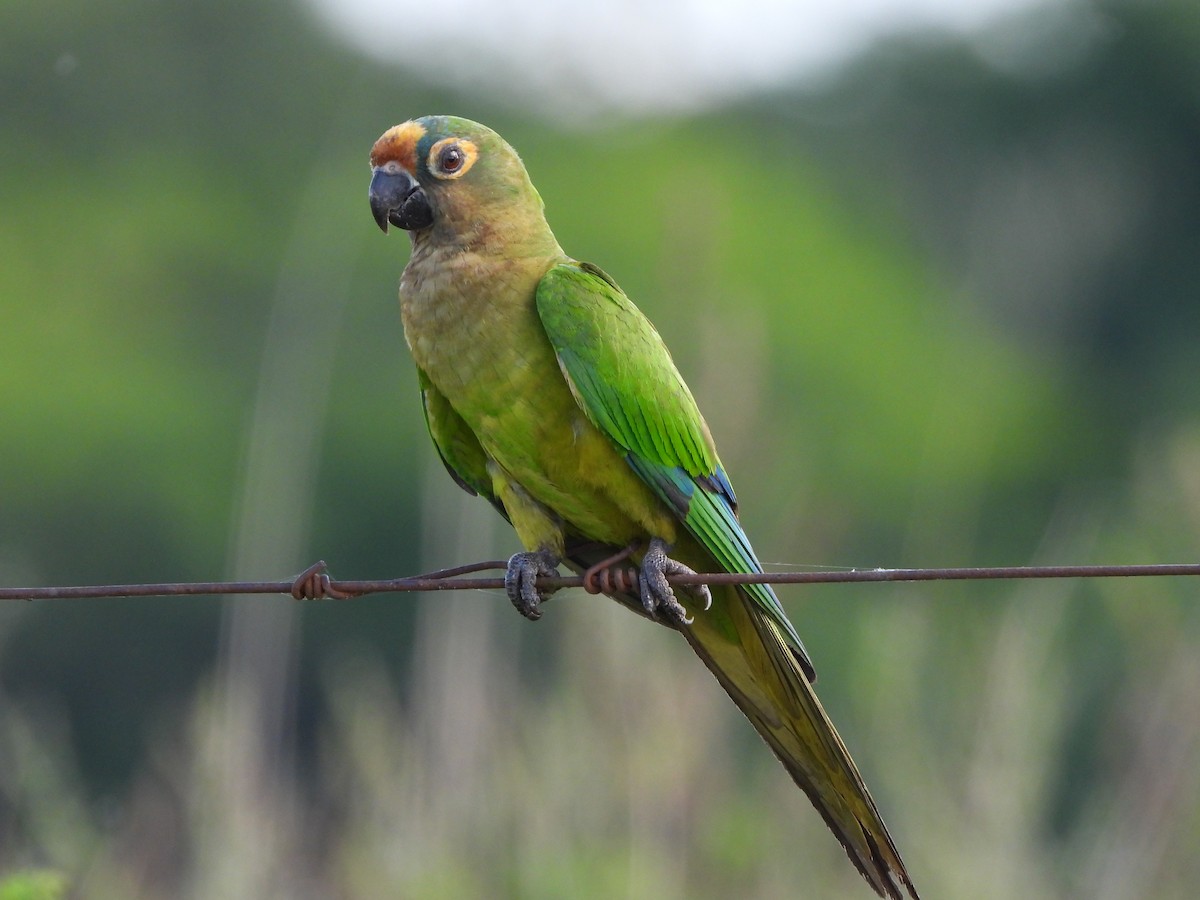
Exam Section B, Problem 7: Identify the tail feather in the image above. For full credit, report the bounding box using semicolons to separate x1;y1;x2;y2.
682;584;919;900
563;538;918;898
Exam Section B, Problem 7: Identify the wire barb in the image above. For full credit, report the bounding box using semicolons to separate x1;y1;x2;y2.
290;560;358;600
3;560;1200;602
581;542;641;595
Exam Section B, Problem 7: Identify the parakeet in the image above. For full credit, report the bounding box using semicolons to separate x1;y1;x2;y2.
368;115;918;899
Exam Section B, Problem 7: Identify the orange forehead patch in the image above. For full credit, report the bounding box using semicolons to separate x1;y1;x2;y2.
369;121;427;172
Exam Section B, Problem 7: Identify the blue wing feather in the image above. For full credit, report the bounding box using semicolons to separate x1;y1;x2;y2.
625;455;815;682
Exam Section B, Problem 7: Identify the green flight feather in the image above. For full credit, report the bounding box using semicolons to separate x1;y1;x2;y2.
536;262;714;473
535;261;815;680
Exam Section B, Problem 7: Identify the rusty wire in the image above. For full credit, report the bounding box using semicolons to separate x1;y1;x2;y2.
2;559;1200;602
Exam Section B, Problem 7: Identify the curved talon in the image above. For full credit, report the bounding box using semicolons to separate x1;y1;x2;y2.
504;549;561;620
638;538;712;625
290;560;356;600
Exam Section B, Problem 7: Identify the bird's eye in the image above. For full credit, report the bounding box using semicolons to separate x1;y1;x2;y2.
439;145;464;173
427;138;478;180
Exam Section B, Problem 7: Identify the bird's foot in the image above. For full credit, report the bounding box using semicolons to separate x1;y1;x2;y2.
504;549;561;620
290;560;357;600
639;538;712;625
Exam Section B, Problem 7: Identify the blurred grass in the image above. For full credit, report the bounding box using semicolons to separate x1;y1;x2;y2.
3;539;1199;897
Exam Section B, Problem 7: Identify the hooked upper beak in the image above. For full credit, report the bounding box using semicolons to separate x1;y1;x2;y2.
369;166;432;232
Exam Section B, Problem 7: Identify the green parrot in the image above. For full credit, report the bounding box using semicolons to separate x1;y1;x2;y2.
368;115;918;899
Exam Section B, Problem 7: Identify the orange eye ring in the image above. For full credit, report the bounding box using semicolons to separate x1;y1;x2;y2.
427;138;478;180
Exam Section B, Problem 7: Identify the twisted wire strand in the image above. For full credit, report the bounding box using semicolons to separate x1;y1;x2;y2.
3;560;1200;602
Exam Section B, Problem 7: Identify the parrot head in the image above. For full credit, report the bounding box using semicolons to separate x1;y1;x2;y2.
368;115;551;250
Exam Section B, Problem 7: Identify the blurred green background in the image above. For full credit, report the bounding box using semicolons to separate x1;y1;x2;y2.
2;0;1199;896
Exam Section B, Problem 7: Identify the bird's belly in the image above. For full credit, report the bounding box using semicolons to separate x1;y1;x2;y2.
401;258;676;547
477;381;677;549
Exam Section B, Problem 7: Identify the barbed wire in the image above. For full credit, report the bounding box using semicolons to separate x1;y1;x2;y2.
2;559;1199;602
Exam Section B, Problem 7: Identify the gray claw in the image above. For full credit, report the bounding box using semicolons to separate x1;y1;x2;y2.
638;538;712;625
504;549;561;620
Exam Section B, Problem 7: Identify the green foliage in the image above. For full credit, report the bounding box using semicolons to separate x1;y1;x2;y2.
0;871;68;900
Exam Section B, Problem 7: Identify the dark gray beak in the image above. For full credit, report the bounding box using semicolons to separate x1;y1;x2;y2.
369;167;433;232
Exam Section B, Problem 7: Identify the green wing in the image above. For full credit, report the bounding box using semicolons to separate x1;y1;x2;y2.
417;367;506;516
535;261;814;680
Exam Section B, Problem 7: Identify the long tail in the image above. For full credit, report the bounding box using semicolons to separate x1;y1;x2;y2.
682;583;919;900
562;539;918;897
